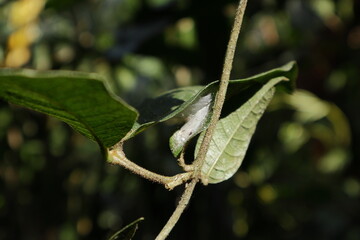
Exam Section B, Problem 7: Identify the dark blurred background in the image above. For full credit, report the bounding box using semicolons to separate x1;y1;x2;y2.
0;0;359;239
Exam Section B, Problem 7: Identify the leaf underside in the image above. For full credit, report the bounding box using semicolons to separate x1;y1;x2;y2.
0;69;138;148
163;61;298;157
197;77;288;184
169;93;214;157
130;85;212;139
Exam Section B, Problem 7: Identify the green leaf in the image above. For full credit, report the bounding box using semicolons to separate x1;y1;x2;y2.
0;68;138;148
137;86;205;124
163;61;296;157
108;217;144;240
128;85;214;138
228;61;297;95
197;77;289;184
128;62;297;142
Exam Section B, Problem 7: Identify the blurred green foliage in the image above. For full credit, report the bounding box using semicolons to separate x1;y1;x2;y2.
0;0;359;239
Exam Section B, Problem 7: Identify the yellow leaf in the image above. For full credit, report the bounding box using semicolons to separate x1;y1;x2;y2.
5;47;31;67
9;0;45;27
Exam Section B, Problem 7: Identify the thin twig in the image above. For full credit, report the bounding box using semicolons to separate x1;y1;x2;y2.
155;0;249;239
108;145;192;190
178;147;195;172
155;178;197;240
192;0;248;184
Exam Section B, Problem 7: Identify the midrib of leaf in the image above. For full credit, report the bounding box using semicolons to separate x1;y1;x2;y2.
206;90;271;176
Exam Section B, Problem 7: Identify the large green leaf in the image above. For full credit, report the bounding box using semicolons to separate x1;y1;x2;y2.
0;68;138;148
197;77;289;184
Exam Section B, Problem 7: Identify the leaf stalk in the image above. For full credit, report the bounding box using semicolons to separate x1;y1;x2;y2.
108;144;192;190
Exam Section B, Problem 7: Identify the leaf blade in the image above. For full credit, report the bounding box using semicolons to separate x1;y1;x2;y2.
198;77;288;184
129;85;214;139
134;61;297;137
0;68;138;148
166;61;297;156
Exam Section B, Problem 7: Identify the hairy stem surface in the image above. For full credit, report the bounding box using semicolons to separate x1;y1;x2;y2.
108;145;192;190
155;0;248;238
155;179;197;240
193;0;248;184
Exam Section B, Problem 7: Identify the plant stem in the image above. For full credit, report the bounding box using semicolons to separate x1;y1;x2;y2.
155;0;249;239
178;147;195;171
155;178;197;240
192;0;248;184
108;145;192;190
